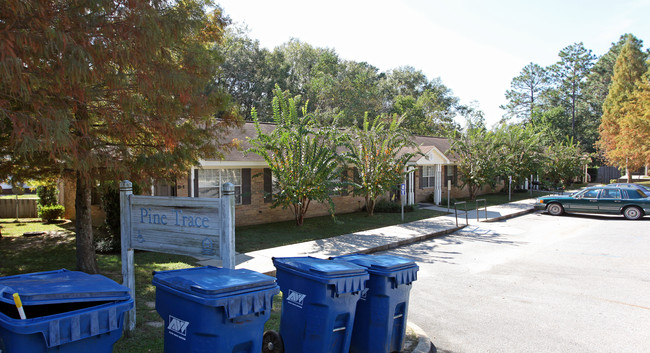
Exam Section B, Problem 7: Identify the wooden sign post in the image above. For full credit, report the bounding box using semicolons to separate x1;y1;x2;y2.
119;180;235;332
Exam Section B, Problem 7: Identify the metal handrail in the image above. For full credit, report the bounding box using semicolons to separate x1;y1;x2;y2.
475;199;487;221
453;201;468;227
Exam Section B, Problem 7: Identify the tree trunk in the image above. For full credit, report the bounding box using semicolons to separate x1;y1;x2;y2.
365;196;375;216
469;184;477;200
626;162;632;183
571;84;576;138
75;172;99;274
293;197;310;226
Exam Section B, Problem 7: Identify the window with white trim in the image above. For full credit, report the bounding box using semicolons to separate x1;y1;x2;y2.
421;166;435;188
197;169;242;204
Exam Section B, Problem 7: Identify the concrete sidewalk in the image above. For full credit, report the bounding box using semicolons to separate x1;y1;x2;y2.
197;197;540;274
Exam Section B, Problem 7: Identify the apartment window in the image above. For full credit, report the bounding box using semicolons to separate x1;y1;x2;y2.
197;169;242;204
263;168;281;203
421;166;435;188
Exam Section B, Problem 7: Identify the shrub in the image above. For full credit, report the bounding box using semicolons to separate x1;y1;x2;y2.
36;185;58;207
372;199;416;213
99;181;143;236
426;193;434;203
96;180;142;253
440;198;457;206
38;205;65;222
99;182;121;237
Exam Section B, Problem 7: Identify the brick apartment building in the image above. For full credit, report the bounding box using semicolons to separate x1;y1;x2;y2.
60;122;498;226
157;122;494;226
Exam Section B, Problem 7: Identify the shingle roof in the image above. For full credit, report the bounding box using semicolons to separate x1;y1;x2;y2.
207;122;275;162
205;122;455;163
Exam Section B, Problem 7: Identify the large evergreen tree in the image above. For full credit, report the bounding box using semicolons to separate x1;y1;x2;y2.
550;43;596;139
617;69;650;173
598;37;648;180
585;34;646;121
501;63;549;123
0;0;236;273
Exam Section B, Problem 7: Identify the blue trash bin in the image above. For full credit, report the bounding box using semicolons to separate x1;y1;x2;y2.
152;266;279;353
0;269;134;353
331;254;419;353
272;256;369;353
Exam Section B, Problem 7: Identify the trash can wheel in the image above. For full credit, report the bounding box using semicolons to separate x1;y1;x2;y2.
262;330;284;353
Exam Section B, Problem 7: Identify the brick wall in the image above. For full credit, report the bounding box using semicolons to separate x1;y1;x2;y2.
235;168;366;226
177;168;366;226
176;176;190;197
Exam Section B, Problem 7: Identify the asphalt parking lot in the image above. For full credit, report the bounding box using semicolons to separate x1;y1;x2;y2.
383;212;650;353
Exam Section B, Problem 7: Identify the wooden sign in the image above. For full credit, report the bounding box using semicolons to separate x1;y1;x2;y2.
119;180;236;331
129;196;222;257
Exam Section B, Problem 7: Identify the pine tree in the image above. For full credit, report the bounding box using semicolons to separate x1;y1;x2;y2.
598;37;648;181
501;63;549;123
550;43;595;139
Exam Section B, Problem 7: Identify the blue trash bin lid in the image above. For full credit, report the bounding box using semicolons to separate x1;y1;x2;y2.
331;254;419;286
332;254;416;271
152;266;276;296
0;269;131;306
273;256;366;277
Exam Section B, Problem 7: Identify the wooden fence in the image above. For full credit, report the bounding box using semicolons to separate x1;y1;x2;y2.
0;198;38;218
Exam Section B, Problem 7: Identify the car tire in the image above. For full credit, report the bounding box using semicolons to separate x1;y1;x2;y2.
547;203;564;216
623;206;643;220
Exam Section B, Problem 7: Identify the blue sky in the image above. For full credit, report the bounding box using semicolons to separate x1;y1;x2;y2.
216;0;650;127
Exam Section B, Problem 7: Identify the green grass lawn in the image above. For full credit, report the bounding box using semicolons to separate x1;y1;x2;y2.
0;219;70;237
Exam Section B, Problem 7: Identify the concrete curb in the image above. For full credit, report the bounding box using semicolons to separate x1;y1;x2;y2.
481;208;537;222
408;321;433;353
